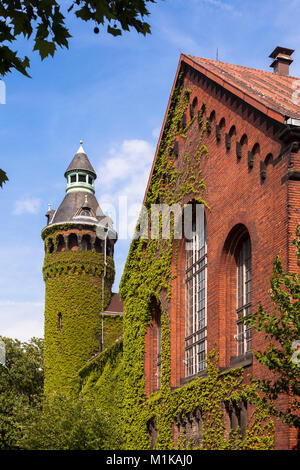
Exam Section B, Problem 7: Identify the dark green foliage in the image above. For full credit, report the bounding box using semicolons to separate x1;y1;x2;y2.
0;337;43;449
0;169;8;188
0;0;156;77
19;393;119;450
244;226;300;428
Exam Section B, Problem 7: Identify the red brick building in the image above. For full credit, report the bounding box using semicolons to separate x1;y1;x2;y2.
121;47;300;450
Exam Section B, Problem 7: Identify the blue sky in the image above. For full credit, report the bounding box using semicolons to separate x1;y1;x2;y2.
1;0;300;341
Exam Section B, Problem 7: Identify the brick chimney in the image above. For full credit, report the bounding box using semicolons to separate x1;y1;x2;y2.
269;46;294;76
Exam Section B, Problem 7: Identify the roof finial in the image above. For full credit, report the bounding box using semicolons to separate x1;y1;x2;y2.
77;140;85;154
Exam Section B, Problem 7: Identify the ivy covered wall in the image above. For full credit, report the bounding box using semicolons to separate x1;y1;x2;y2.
119;73;275;449
43;246;116;396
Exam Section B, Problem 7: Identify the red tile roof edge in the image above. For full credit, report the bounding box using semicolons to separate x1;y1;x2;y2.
143;53;297;203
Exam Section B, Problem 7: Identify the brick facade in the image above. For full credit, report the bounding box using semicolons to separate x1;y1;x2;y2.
143;56;300;450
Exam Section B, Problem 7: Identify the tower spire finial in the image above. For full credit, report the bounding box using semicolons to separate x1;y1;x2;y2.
77;140;85;154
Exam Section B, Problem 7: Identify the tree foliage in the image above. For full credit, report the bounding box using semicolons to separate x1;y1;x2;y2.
244;226;300;428
19;393;121;450
0;169;8;188
0;0;156;77
0;336;43;449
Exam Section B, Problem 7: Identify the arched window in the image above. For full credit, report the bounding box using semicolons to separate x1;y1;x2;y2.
106;240;114;257
68;233;78;251
190;96;198;118
185;204;207;376
58;313;62;331
82;234;91;251
48;238;54;254
236;236;252;356
57;234;65;252
94;237;103;253
81;209;91;217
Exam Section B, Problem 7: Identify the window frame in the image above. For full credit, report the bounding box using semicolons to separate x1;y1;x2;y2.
236;236;252;356
185;207;207;377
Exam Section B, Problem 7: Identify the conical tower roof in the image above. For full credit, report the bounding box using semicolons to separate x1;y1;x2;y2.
64;141;97;178
43;141;116;238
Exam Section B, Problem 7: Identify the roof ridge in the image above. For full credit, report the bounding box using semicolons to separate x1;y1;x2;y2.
185;54;299;80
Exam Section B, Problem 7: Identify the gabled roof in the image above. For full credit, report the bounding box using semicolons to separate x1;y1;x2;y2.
104;293;123;315
144;53;300;201
183;54;300;121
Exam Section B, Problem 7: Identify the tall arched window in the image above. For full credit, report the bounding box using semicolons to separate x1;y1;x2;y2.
185;204;207;376
236;236;252;356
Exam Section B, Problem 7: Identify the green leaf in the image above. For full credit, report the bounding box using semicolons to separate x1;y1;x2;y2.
107;25;122;37
0;169;8;188
33;39;56;60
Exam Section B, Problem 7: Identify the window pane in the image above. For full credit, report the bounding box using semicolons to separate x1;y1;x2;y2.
185;206;207;377
236;236;252;355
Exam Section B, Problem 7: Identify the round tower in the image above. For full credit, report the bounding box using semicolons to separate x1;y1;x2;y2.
42;142;117;395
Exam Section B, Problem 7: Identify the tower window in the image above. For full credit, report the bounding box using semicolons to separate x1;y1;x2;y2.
68;233;78;251
185;204;207;377
58;313;62;331
81;209;90;217
88;176;93;185
48;238;54;254
70;175;76;183
236;236;252;356
94;237;103;253
57;234;66;252
82;234;92;251
79;174;86;183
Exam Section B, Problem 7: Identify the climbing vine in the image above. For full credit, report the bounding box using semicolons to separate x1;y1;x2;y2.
119;75;274;449
79;340;125;449
145;351;274;450
43;247;118;396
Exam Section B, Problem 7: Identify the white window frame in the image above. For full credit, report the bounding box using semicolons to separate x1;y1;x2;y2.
185;207;207;377
236;237;252;356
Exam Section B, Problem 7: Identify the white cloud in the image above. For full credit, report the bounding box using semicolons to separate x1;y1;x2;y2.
13;198;41;215
0;301;44;341
160;24;202;53
97;139;155;207
95;138;154;242
203;0;238;13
